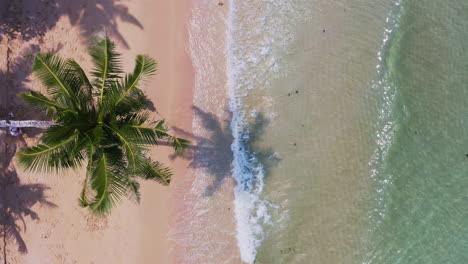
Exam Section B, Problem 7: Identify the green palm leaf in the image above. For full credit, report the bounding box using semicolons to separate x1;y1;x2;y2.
171;136;191;155
134;157;172;185
17;131;80;172
89;36;122;104
129;120;170;141
67;59;94;101
79;147;95;207
33;53;75;99
18;91;63;117
89;149;128;214
18;36;190;216
103;124;141;172
127;179;141;203
114;91;151;115
120;120;190;154
116;55;157;104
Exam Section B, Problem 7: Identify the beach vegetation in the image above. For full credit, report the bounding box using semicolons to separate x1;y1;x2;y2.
14;36;189;215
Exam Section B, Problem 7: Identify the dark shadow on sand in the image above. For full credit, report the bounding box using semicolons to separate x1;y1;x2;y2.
0;42;56;260
0;0;140;258
171;106;280;196
0;0;142;47
0;134;57;257
0;44;52;137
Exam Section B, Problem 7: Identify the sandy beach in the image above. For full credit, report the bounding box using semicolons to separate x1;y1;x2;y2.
0;0;193;263
4;1;465;264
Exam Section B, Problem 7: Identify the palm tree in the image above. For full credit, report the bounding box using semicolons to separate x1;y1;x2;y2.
6;36;189;215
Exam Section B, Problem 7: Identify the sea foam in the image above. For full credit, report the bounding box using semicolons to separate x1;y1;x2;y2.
367;0;404;231
176;0;310;263
227;1;310;263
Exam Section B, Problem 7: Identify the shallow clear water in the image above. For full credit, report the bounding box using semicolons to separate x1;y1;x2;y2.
250;0;390;263
365;0;468;263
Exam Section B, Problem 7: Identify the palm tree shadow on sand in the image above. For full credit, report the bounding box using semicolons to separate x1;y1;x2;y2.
0;44;55;136
0;0;142;47
0;46;57;257
171;106;280;196
0;133;57;256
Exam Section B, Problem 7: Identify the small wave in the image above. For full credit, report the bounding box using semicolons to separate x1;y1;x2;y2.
227;1;310;263
227;2;271;261
367;0;404;231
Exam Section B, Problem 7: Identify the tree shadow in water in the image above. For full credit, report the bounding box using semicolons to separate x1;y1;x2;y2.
171;106;280;196
0;133;57;256
243;111;281;184
0;0;142;47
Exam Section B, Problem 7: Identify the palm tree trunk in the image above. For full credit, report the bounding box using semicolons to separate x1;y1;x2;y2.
0;120;55;128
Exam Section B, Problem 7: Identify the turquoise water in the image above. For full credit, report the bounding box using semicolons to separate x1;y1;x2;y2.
366;0;468;263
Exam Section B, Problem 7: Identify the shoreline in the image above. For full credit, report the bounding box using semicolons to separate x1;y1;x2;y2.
169;0;243;263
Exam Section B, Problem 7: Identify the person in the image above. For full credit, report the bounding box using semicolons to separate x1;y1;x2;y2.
7;112;22;136
9;126;22;136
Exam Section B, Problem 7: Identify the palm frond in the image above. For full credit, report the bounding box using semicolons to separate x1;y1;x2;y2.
17;131;80;172
146;120;190;154
97;81;125;115
114;89;151;115
41;125;77;145
88;149;128;215
18;35;187;216
18;91;63;117
121;112;151;126
134;157;172;185
89;36;122;104
103;124;142;172
116;55;157;104
53;112;98;139
33;53;77;100
91;125;104;145
79;147;95;207
170;136;191;155
116;120;160;146
127;179;141;203
67;59;94;102
118;120;190;154
47;144;85;170
133;120;170;140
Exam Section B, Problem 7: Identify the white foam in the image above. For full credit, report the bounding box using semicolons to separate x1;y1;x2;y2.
168;1;239;263
174;0;310;262
367;0;404;230
227;1;310;263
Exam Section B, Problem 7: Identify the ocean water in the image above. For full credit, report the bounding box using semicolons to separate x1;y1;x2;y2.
177;0;468;263
364;0;468;263
242;0;390;263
